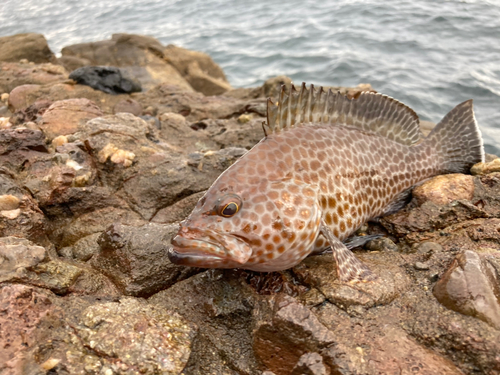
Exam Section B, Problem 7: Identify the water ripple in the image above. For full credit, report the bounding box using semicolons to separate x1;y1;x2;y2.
1;0;499;153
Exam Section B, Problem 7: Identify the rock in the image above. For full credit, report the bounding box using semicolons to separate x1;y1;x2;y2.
39;98;103;139
412;174;475;205
58;232;101;262
365;236;399;252
433;250;500;329
163;44;231;95
0;236;47;273
238;113;252;124
69;66;142;94
62;34;194;92
9;99;52;125
0;61;68;94
414;241;443;254
293;252;411;310
152;191;205;224
0;33;56;63
0;174;48;245
7;84;44;111
51;135;68;148
0;284;55;374
135;83;246;122
414;261;430;270
113;98;142;115
291;352;329;375
92;223;199;297
260;75;293;99
184;60;232;96
0;194;20;211
74;298;196;374
253;294;336;375
471;158;500;175
149;271;260;374
56;55;91;71
8;82;130;113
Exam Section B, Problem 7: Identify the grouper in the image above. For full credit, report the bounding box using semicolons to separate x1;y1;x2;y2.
168;83;484;282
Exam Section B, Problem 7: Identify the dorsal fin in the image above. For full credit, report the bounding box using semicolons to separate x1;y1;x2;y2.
266;83;423;146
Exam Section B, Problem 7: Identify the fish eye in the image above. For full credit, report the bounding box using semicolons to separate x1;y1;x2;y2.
220;202;239;217
216;194;242;218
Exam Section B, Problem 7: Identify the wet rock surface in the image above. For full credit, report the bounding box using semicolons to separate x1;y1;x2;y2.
0;32;499;375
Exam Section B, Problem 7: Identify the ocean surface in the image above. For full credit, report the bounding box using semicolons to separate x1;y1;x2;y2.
1;0;499;154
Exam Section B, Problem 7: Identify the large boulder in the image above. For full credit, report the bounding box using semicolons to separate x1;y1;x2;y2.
164;44;232;95
0;33;56;64
61;34;193;92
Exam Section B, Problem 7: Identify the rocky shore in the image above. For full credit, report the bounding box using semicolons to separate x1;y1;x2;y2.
1;32;499;375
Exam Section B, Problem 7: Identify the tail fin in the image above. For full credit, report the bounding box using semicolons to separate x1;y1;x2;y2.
424;100;484;173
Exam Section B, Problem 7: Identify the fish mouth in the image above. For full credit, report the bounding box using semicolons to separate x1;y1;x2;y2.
168;228;252;267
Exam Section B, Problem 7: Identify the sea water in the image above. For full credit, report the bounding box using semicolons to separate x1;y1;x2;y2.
1;0;499;153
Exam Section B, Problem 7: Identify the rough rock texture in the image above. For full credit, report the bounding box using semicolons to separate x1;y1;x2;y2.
0;33;56;64
92;222;199;297
39;98;104;139
1;32;499;375
0;62;68;94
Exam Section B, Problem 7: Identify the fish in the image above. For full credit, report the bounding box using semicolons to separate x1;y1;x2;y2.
168;83;484;282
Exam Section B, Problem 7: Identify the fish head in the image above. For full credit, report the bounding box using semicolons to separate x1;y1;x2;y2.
168;173;323;271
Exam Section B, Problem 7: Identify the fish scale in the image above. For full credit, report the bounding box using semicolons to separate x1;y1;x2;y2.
169;83;484;282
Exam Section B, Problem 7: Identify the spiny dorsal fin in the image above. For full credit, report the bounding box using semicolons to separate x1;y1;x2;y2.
266;83;423;146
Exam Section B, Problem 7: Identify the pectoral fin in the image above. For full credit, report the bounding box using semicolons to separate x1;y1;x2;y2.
320;221;377;282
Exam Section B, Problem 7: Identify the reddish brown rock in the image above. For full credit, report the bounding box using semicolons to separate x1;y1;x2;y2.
0;33;56;64
0;284;54;374
8;82;129;113
253;295;336;375
39;98;103;139
0;62;68;94
433;250;500;329
7;84;42;111
413;174;475;205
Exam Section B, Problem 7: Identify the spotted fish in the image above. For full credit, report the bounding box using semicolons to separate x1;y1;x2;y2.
168;83;484;282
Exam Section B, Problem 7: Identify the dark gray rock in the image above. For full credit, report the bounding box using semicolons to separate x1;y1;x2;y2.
69;66;142;94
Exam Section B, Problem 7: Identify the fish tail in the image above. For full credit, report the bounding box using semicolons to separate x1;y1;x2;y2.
424;100;484;173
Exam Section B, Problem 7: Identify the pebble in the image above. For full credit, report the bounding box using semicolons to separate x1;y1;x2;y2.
1;93;9;103
0;195;20;211
52;135;69;148
414;262;430;270
366;237;399;252
414;242;443;255
237;114;252;124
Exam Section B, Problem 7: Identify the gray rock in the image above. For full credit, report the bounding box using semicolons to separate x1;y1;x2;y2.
75;298;196;374
69;66;142;95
